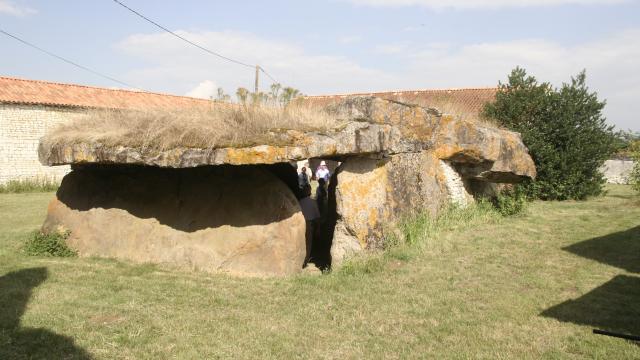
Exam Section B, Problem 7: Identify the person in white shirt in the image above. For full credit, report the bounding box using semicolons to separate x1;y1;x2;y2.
315;160;330;182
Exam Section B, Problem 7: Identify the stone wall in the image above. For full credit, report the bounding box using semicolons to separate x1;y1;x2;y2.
0;104;84;184
601;159;635;185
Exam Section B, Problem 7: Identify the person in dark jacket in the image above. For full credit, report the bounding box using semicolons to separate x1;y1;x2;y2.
298;166;310;190
316;177;328;220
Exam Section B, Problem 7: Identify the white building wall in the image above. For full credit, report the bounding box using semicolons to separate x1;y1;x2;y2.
601;159;635;185
0;103;86;184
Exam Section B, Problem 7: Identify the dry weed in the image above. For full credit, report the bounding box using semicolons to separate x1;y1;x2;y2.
42;103;339;151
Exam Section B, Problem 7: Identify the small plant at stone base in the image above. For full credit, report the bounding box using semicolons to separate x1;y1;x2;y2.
492;188;528;217
341;196;524;276
384;201;502;251
24;230;76;257
339;253;386;276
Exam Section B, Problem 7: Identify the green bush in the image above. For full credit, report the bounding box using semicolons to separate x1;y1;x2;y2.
630;142;640;192
492;188;528;217
24;231;76;257
612;130;640;159
0;178;59;193
483;68;616;200
632;165;640;192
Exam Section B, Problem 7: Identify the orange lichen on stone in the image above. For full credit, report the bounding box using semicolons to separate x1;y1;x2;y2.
434;144;483;163
337;161;389;247
441;114;456;122
224;146;291;165
71;146;96;163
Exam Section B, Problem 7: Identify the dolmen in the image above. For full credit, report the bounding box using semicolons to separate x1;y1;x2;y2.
38;97;536;277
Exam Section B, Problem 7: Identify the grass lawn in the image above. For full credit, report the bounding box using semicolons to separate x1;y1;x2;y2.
0;186;639;359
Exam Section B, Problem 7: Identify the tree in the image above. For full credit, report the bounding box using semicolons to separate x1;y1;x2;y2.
236;87;249;104
280;87;301;106
483;67;616;200
628;140;640;192
612;130;640;159
216;87;231;102
236;85;301;106
250;91;269;105
269;83;282;105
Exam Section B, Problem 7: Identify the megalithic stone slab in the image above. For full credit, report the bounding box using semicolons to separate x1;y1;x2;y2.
42;165;306;277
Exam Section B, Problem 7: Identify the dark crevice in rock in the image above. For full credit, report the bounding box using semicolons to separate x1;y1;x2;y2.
308;160;343;271
58;163;301;232
265;162;300;197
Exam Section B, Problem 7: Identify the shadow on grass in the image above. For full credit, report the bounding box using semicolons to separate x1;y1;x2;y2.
563;225;640;274
540;275;640;336
0;267;92;359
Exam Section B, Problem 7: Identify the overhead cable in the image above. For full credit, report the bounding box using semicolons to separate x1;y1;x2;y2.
0;28;143;91
259;66;278;84
111;0;281;86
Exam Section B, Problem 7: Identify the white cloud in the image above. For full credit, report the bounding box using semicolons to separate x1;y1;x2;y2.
185;80;218;99
374;42;411;54
339;35;362;44
114;28;639;130
345;0;629;9
402;24;427;32
383;29;640;130
115;30;394;96
0;0;35;16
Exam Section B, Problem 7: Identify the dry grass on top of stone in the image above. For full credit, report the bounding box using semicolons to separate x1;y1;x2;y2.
42;103;341;152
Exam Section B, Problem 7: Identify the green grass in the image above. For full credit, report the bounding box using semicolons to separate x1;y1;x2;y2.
0;186;639;359
0;178;59;193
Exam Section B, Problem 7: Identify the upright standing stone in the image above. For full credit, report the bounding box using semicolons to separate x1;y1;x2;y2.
43;165;306;277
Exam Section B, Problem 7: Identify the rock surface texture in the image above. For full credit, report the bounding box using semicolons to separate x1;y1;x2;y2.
43;165;306;277
40;96;536;274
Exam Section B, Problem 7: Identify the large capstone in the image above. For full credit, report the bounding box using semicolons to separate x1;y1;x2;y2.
42;165;306;277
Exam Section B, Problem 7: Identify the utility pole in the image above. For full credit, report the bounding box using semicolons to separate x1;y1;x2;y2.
254;65;260;94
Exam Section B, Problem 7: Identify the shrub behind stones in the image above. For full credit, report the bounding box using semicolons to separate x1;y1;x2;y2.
484;68;616;200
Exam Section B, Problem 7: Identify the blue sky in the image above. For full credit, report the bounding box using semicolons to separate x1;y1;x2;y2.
1;0;639;130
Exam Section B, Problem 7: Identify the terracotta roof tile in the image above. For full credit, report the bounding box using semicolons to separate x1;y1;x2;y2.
0;75;498;116
0;76;214;110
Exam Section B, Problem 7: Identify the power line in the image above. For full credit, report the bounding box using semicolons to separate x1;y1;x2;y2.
258;66;278;84
111;0;281;87
111;0;252;68
0;28;143;91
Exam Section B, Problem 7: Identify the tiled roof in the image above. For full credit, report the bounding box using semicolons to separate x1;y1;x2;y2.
305;88;498;117
0;76;214;110
0;75;498;116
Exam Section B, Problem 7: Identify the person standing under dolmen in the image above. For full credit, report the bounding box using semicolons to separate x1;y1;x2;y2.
316;160;331;182
298;166;310;190
316;178;328;220
298;184;320;266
